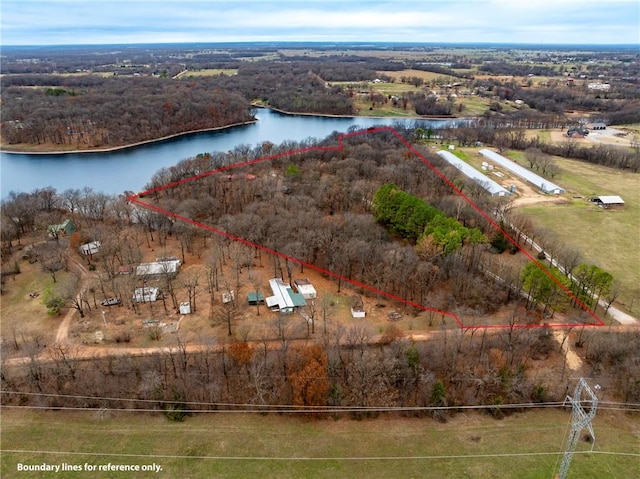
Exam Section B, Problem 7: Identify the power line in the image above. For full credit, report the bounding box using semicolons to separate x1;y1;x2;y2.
2;391;638;413
2;404;638;415
2;448;638;462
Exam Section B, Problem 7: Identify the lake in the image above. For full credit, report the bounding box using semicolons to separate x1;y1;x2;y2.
0;108;456;196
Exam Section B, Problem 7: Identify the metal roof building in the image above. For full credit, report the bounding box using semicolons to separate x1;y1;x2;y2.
293;278;317;299
479;149;565;194
133;287;160;303
437;150;511;196
267;278;306;314
136;259;181;276
593;195;625;208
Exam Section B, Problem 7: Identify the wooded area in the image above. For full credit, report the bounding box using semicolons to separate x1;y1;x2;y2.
2;43;639;150
1;124;635;417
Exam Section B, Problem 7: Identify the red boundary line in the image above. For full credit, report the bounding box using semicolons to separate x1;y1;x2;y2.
128;127;604;330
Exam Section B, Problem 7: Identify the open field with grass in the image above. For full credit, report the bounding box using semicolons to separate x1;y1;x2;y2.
334;79;499;117
1;409;637;479
377;69;454;82
514;156;640;314
179;68;238;77
0;259;73;348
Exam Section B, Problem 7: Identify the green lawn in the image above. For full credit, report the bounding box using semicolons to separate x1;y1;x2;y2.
517;156;640;314
1;409;637;479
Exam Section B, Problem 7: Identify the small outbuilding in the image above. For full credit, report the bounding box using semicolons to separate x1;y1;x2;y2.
47;219;76;238
136;259;181;277
293;279;317;300
350;295;366;318
133;287;160;303
591;195;625;208
79;241;101;256
118;265;135;275
247;292;265;305
179;302;191;314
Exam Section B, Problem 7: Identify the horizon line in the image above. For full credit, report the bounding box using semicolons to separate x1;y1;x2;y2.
3;41;639;49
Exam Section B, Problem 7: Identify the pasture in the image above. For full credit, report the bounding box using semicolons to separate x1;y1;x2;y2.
515;156;640;314
1;409;637;479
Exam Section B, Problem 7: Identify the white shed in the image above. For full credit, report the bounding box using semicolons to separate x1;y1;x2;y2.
79;241;101;256
136;259;181;276
293;279;317;300
133;287;160;303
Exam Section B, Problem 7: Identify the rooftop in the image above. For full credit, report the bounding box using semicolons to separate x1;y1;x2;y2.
437;150;511;196
479;149;565;194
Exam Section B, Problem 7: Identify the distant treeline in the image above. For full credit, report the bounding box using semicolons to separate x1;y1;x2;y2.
0;76;254;148
0;62;358;148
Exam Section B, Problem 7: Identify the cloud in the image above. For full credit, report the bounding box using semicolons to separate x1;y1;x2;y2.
1;0;638;45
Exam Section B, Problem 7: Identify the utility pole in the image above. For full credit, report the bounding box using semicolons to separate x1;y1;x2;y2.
555;377;598;479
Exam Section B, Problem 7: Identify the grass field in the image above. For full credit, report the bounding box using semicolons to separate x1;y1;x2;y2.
1;409;638;479
0;260;73;349
514;155;640;314
377;69;452;82
179;68;238;77
335;78;499;117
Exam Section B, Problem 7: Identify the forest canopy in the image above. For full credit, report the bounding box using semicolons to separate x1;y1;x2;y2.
373;183;486;254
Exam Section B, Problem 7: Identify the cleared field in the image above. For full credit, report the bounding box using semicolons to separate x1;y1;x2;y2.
1;409;637;479
0;259;72;349
516;156;640;314
377;69;454;82
337;79;499;117
179;68;238;77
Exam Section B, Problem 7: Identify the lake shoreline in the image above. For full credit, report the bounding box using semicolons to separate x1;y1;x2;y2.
1;106;470;155
0;119;258;155
253;102;467;120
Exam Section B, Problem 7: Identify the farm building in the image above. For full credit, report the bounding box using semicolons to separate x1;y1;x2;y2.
136;259;181;277
247;292;265;305
567;125;589;137
437;150;511;196
266;278;307;314
47;219;76;238
589;122;607;130
133;287;160;303
478;149;566;194
350;295;366;318
222;290;235;304
591;195;625;208
79;241;101;256
293;278;317;299
118;265;135;275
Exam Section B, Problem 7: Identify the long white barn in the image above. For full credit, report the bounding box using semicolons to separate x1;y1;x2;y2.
437;150;511;196
479;149;565;194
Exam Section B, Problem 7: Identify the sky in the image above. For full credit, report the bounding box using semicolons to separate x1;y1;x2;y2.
1;0;638;46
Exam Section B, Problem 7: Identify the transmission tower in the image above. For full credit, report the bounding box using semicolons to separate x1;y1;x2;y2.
555;377;598;479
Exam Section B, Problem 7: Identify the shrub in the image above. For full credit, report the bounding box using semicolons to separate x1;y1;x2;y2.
46;296;66;316
148;325;163;341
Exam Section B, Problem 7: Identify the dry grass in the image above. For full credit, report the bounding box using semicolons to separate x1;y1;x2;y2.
377;69;451;82
179;69;238;77
0;252;72;353
1;408;637;479
513;155;640;314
